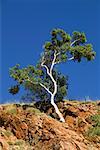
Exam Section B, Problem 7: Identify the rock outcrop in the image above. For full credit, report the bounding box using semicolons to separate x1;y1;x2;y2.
0;101;99;150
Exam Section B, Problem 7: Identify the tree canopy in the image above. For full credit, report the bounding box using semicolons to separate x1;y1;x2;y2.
9;28;95;122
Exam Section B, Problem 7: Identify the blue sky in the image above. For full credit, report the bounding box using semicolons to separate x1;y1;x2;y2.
1;0;100;103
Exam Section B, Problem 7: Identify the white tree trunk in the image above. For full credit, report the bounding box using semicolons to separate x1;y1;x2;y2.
41;51;65;122
51;94;65;122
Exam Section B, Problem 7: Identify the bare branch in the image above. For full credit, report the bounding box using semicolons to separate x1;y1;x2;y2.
50;51;57;74
41;51;60;74
41;61;50;75
27;77;52;95
54;61;60;65
70;39;79;47
68;57;74;60
56;52;60;56
40;83;52;95
41;51;57;95
54;52;60;65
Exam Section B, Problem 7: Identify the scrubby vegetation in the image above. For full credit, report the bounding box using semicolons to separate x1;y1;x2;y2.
86;114;100;138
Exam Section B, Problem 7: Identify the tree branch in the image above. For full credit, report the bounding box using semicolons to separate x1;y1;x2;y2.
41;61;50;75
70;39;79;47
68;57;74;60
40;83;52;95
56;52;60;56
26;77;52;95
54;61;60;65
50;51;57;75
40;49;65;122
41;51;57;95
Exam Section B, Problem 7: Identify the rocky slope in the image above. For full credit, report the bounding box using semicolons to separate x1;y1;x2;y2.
0;100;100;150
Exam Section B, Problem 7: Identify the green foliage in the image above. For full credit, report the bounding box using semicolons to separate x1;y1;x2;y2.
70;44;95;62
9;28;95;103
5;107;17;115
87;126;100;137
14;140;25;146
2;130;13;138
42;28;95;66
9;64;43;95
87;114;100;137
9;62;68;102
72;31;87;44
22;70;68;102
90;114;100;127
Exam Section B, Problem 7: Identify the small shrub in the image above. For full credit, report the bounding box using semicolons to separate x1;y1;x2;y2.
3;130;13;137
86;114;100;139
26;107;42;115
90;114;100;127
87;126;100;137
6;108;17;115
0;129;13;138
4;105;17;115
14;140;25;145
7;141;14;145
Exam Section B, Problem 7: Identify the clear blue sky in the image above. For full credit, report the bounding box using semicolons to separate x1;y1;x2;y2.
1;0;100;103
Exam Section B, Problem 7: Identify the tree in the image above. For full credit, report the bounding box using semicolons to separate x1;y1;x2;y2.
9;28;95;122
21;70;68;103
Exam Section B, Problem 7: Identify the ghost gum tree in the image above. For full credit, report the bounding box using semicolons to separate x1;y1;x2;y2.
21;70;68;105
9;29;95;122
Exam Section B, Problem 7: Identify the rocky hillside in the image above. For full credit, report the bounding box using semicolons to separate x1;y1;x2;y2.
0;100;100;150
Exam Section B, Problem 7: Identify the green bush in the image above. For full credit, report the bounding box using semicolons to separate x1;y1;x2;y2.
6;108;17;115
87;114;100;137
90;114;100;127
87;126;100;137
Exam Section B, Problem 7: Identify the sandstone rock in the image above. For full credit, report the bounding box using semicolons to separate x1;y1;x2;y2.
0;101;99;150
